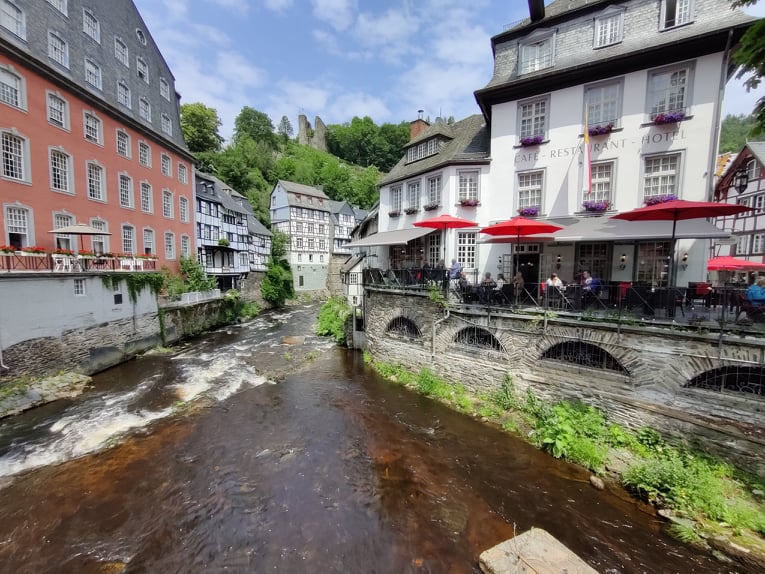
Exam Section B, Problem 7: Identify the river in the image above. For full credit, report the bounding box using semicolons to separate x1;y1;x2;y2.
0;304;750;573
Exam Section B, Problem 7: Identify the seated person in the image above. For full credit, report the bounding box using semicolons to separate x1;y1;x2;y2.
746;277;765;307
479;272;496;303
582;270;601;307
449;258;462;280
495;273;506;290
546;273;562;288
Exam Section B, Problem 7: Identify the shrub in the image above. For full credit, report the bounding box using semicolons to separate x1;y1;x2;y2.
315;296;352;344
261;257;293;307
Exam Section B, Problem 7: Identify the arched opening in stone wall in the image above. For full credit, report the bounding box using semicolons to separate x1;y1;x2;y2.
453;327;505;353
386;316;422;338
685;366;765;396
541;341;628;374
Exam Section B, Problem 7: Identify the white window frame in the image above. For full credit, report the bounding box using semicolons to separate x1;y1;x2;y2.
1;129;29;182
753;234;764;254
46;0;67;15
519;30;555;75
0;65;26;110
73;278;85;296
139;97;151;122
661;0;693;30
164;232;176;260
53;212;73;250
49;147;72;194
118;173;134;209
117;80;131;108
161;153;171;176
518;170;544;211
178;162;188;184
162;189;174;218
160;77;170;101
161;113;172;136
458;170;479;203
1;0;26;39
142;228;155;255
83;111;103;145
588;161;614;204
179;196;189;222
593;9;623;48
122;225;135;254
180;235;190;257
457;231;477;270
518;96;549;139
427;175;441;207
136;57;149;84
138;141;151;167
642;152;682;201
46;91;69;130
5;205;31;247
47;30;69;68
390;185;402;213
116;129;130;158
406;180;420;211
89;218;108;254
82;8;100;43
584;80;622;128
86;161;105;201
647;63;693;119
114;37;129;67
84;58;102;90
140;181;153;213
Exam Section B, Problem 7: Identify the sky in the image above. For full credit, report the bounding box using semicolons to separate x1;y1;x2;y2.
133;0;765;143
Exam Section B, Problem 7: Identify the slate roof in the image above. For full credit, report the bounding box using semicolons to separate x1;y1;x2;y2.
340;254;366;274
749;142;765;166
378;114;489;186
277;180;330;200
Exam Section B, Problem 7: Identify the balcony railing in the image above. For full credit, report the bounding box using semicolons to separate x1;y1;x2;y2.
0;252;158;273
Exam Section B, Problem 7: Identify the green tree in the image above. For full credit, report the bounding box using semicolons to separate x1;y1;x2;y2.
719;113;761;151
277;115;294;142
179;256;218;291
260;230;293;307
180;103;224;153
326;117;409;172
234;106;278;149
732;1;765;131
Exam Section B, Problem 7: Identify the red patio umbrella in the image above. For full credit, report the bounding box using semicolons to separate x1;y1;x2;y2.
480;217;563;277
611;199;753;286
707;256;765;272
413;214;477;262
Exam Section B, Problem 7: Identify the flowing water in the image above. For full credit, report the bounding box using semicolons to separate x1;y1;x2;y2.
0;304;751;573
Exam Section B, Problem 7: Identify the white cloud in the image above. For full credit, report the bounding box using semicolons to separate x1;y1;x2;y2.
190;24;231;47
264;0;294;12
157;0;188;20
311;0;357;32
215;51;267;87
206;0;249;14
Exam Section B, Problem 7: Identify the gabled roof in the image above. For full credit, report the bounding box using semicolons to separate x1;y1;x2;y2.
197;172;249;216
353;207;369;221
248;216;272;237
714;142;765;200
407;120;456;147
750;142;765;166
276;180;330;200
340;254;366;274
378;114;489;187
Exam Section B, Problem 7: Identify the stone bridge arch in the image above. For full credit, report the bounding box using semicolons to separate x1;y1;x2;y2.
386;316;422;338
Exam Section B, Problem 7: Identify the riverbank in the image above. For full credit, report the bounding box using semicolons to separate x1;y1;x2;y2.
361;353;765;571
0;372;92;419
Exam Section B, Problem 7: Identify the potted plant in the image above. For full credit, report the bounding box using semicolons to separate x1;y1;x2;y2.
21;246;47;255
388;210;401;218
644;193;677;206
588;123;614;136
459;198;479;207
0;245;16;254
218;238;230;247
518;206;540;217
519;134;544;147
652;111;685;125
423;202;440;211
582;200;610;212
404;207;419;215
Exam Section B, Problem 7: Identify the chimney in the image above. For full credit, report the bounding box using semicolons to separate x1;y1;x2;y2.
410;110;429;141
528;0;545;22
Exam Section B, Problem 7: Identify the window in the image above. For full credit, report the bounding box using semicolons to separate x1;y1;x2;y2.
161;153;171;176
427;175;441;207
179;196;189;222
138;142;151;166
754;234;764;254
588;161;613;203
84;59;101;89
161;113;172;136
6;206;29;248
390;186;402;214
116;130;130;157
428;234;441;265
86;162;104;201
296;237;304;249
49;148;71;193
458;170;479;203
140;182;152;212
0;67;23;109
89;219;107;254
585;81;621;128
82;8;100;42
518;97;548;139
136;28;146;45
74;278;85;296
661;0;692;29
119;174;133;208
457;232;476;269
114;37;129;67
647;64;692;119
518;171;543;211
756;194;765;213
143;228;154;255
53;213;73;250
164;232;175;259
594;11;622;48
1;0;25;39
122;226;135;254
46;0;67;15
178;163;188;184
180;235;190;257
746;158;760;183
643;153;680;200
520;33;554;74
1;130;27;181
83;112;102;144
406;138;442;163
117;81;131;108
295;221;303;233
406;181;420;211
637;241;672;287
160;77;170;100
139;97;151;122
162;189;173;218
136;57;148;83
47;31;69;68
47;92;68;129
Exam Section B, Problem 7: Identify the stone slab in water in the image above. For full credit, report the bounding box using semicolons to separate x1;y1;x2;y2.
479;528;599;574
0;372;91;418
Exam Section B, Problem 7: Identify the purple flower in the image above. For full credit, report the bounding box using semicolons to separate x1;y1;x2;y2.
388;210;401;217
460;198;479;207
587;124;614;137
518;206;540;217
423;202;440;211
519;134;544;147
653;111;685;125
404;207;419;215
643;194;678;206
582;200;610;212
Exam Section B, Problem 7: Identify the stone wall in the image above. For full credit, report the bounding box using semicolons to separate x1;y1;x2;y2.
239;271;268;307
327;254;346;296
364;288;765;476
161;300;229;344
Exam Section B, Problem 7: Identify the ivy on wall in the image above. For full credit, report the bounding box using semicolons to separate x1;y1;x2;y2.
100;273;164;304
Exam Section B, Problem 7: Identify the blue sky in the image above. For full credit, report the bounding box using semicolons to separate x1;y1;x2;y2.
133;0;765;142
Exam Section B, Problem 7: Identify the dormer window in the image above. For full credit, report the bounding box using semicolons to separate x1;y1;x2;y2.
519;29;555;75
661;0;692;30
593;8;623;48
406;137;442;163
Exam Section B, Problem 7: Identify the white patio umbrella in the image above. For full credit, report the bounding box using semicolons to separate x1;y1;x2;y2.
48;223;112;254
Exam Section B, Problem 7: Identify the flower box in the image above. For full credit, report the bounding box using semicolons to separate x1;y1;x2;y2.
582;200;610;212
423;202;440;211
459;198;479;207
388;211;401;218
587;124;614;137
652;111;685;125
21;246;46;255
518;206;540;217
519;135;544;147
644;194;677;206
0;245;16;254
404;207;419;215
53;249;75;256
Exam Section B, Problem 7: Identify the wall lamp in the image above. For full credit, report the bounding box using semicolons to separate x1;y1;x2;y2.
619;253;627;270
680;252;689;270
734;166;750;194
555;254;561;269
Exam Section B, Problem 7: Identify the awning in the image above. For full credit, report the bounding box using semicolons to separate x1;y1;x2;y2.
345;227;433;248
549;217;731;242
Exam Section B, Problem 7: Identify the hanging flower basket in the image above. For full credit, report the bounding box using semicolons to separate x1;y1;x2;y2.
404;207;419;215
519;135;544;147
459;198;479;207
652;111;685;125
582;200;610;212
388;210;401;218
588;124;614;137
518;206;540;217
643;194;677;206
423;202;440;211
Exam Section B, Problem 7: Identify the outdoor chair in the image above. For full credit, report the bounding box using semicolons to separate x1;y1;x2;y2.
738;294;765;324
